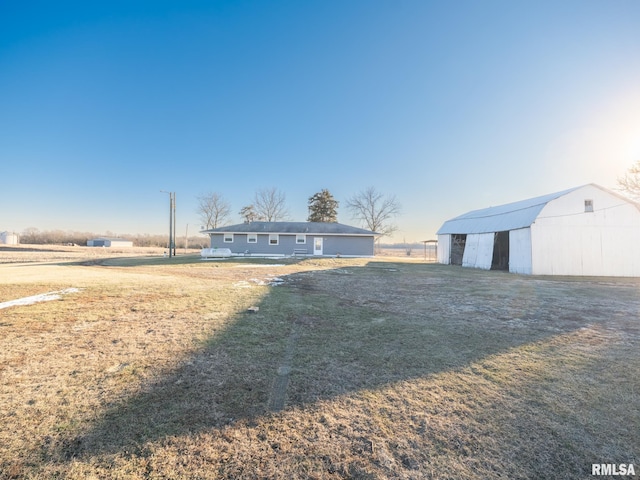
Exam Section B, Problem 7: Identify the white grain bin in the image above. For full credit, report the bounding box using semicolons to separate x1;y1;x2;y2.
0;232;19;245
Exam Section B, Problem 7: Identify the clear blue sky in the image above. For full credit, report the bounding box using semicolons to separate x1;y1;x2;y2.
2;1;639;242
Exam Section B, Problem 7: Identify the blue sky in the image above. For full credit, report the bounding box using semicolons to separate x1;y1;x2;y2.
1;1;639;242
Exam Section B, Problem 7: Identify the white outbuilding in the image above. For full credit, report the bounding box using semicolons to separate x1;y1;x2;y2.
87;237;133;248
437;184;640;276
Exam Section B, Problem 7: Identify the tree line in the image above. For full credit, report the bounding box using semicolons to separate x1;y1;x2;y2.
196;186;401;240
14;186;401;247
14;161;640;247
17;229;209;249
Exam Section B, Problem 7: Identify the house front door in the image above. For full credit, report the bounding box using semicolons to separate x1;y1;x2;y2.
313;237;323;255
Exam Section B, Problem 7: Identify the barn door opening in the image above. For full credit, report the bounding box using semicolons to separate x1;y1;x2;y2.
450;234;467;265
491;231;509;270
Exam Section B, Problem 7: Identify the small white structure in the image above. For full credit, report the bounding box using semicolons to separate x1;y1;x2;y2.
0;231;19;245
437;184;640;276
87;237;133;248
201;247;232;258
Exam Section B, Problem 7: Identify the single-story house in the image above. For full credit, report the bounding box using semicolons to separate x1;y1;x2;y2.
202;222;378;257
87;237;133;248
0;231;19;245
437;184;640;276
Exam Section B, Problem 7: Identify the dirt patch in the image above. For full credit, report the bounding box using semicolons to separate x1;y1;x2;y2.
0;244;195;265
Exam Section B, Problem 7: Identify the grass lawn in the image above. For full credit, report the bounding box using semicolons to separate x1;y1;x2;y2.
0;251;638;479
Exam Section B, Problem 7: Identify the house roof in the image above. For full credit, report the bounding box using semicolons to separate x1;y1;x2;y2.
202;222;378;236
437;185;585;235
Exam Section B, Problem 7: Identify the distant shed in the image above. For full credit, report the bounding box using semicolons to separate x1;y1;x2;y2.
87;237;133;248
437;184;640;276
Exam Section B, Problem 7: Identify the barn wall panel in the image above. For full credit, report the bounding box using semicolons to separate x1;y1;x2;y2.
533;186;640;276
437;235;451;264
509;228;532;274
462;233;493;270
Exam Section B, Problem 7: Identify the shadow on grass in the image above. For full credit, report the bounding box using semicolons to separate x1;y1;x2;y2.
43;262;640;465
52;255;309;269
0;246;73;253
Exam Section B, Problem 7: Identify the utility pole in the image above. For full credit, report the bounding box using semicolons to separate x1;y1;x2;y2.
172;192;177;257
161;190;176;258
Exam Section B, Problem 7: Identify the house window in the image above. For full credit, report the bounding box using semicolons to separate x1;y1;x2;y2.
269;234;279;245
247;234;257;243
296;234;306;244
585;199;594;212
223;233;234;243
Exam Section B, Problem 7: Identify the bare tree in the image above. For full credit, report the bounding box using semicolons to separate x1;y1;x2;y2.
239;205;261;223
253;187;289;222
196;192;232;229
346;186;401;240
617;160;640;200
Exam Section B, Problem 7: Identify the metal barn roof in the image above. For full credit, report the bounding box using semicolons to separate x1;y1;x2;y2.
202;222;377;236
437;186;583;235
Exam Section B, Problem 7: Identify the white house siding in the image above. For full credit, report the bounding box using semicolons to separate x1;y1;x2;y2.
531;185;640;276
462;233;494;270
437;234;451;264
509;228;532;275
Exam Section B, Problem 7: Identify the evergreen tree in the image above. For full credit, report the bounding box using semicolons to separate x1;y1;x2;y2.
308;189;339;222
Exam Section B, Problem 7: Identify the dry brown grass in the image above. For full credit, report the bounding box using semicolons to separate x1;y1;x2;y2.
0;250;638;479
0;244;177;264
